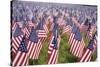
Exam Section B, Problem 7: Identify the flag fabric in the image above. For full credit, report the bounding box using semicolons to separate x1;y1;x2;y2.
68;24;77;45
22;26;31;39
12;36;28;66
92;32;97;53
48;33;60;64
37;21;47;38
12;22;17;32
48;22;60;64
27;27;39;59
11;24;24;55
62;25;72;35
80;18;89;32
70;27;85;58
35;19;48;59
80;39;94;62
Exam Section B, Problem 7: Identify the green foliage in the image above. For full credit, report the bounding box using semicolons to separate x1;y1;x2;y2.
37;41;49;64
91;50;97;61
58;34;78;63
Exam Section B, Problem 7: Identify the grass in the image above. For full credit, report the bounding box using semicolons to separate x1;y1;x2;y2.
58;34;78;63
29;32;97;65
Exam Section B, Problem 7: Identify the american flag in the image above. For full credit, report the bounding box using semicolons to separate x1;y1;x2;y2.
70;27;85;58
35;19;48;59
48;34;60;64
37;21;47;38
11;24;24;55
22;22;32;39
48;23;60;64
12;36;28;66
80;19;89;32
62;25;72;35
68;24;77;45
80;39;94;62
27;27;39;59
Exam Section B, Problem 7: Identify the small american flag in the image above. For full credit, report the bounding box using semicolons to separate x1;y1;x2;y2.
11;24;24;55
48;34;60;64
70;27;85;58
68;24;77;45
35;19;48;59
12;36;28;66
27;27;39;59
48;23;60;64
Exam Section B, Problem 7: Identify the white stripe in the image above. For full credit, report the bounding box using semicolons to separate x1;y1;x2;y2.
48;51;52;54
38;30;45;32
38;35;47;37
18;35;23;41
27;41;31;50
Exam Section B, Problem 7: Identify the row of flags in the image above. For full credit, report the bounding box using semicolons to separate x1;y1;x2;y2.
80;32;97;62
11;1;97;66
11;16;97;66
68;24;85;58
11;17;49;66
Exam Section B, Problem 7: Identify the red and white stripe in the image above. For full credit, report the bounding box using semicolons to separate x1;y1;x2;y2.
38;30;47;38
36;37;47;59
27;40;37;59
80;49;92;62
33;38;42;59
48;35;60;64
76;38;85;58
11;35;23;54
12;51;28;66
12;22;17;32
22;27;31;39
68;32;75;45
62;25;72;34
70;37;85;58
43;24;49;34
